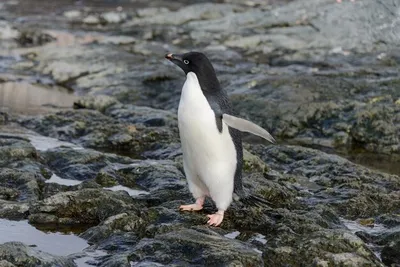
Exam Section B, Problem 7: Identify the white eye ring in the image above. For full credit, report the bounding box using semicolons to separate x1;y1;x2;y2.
183;59;189;64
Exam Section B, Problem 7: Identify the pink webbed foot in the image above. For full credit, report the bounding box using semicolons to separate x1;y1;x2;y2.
206;210;224;227
180;203;203;211
179;197;204;211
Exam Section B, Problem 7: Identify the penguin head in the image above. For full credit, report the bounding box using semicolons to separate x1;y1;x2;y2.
165;51;220;92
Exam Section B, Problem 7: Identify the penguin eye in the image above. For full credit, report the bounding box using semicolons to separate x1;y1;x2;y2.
183;59;189;65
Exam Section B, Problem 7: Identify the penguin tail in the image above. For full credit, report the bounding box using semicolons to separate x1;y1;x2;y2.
240;194;272;208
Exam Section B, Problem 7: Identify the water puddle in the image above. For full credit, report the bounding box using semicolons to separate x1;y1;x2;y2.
104;185;150;197
0;81;78;115
0;132;83;151
27;134;82;151
224;231;240;239
341;218;387;259
0;218;88;256
45;175;150;196
45;173;83;186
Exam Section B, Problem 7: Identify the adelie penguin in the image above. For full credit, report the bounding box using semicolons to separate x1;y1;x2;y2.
165;52;275;226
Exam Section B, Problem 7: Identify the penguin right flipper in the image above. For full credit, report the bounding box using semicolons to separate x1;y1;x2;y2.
222;114;276;144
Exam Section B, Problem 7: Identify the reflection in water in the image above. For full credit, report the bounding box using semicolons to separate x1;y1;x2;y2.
0;219;88;256
0;82;77;114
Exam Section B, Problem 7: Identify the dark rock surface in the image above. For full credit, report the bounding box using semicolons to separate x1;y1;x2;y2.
0;0;399;266
0;242;76;267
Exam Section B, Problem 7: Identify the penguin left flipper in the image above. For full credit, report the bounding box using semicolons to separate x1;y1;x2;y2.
222;114;276;144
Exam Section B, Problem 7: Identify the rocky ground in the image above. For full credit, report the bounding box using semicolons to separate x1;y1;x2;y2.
0;0;399;266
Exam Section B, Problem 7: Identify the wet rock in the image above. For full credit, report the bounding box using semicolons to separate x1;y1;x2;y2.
0;242;76;267
377;214;400;228
98;36;136;45
381;239;400;266
136;7;169;18
101;12;127;24
0;260;16;267
0;168;42;202
126;4;238;26
0;187;19;200
19;109;178;157
29;188;144;226
0;200;29;220
129;227;264;266
0;137;37;163
63;10;82;19
263;229;383;267
105;103;177;128
0;112;8;125
42;147;131;181
17;29;55;47
113;160;185;193
80;212;146;243
248;144;400;219
83;15;100;25
0;20;19;40
73;95;119;112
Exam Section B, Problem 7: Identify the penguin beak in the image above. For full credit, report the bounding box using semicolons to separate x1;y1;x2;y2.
165;53;188;73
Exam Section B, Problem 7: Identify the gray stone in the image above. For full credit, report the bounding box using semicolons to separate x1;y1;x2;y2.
0;242;76;267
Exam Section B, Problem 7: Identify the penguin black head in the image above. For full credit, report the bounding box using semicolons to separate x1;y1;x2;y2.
165;51;221;92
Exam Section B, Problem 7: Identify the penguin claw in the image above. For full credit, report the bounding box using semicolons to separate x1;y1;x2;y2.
206;212;224;227
179;203;203;211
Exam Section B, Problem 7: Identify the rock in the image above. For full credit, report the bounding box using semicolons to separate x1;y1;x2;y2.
0;20;19;40
83;15;100;25
63;10;82;19
19;109;178;157
126;4;238;26
129;227;264;266
381;239;400;266
80;212;146;243
101;12;127;24
0;137;37;163
0;168;42;202
136;7;169;18
29;188;144;225
73;95;119;112
0;260;16;267
0;242;76;267
0;187;19;200
243;148;268;174
41;147;132;182
105;103;177;127
98;36;136;45
0;200;29;220
17;30;55;47
0;112;8;125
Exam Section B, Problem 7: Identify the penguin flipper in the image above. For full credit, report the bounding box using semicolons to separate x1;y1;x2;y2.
222;114;275;144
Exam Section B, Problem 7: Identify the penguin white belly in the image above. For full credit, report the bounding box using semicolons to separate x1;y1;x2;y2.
178;72;236;209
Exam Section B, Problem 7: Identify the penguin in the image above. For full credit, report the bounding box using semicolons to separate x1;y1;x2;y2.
165;52;275;226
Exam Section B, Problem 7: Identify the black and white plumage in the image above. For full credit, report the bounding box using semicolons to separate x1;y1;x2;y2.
165;52;275;226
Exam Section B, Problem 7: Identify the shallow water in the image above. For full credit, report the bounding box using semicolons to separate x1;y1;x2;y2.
0;81;77;115
0;218;89;256
45;173;83;186
341;218;387;259
104;184;150;197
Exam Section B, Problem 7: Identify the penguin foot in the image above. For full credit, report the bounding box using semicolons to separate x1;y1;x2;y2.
180;197;204;211
206;210;224;227
180;203;203;211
